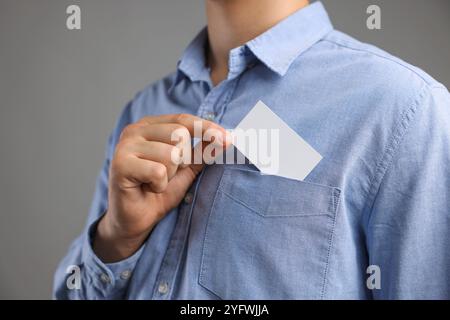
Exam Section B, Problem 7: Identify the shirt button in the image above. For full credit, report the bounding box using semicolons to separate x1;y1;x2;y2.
202;112;216;121
184;192;193;204
100;273;111;284
120;270;131;280
158;282;169;295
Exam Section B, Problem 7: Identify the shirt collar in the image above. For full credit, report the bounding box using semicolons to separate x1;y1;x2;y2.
246;1;333;75
176;28;210;84
171;1;333;89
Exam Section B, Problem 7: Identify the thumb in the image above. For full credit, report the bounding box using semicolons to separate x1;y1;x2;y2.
164;164;204;204
173;164;204;189
188;163;205;177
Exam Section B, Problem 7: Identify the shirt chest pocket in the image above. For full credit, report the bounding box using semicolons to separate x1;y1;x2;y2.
199;167;341;299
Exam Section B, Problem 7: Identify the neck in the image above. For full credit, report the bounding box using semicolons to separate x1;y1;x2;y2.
206;0;309;85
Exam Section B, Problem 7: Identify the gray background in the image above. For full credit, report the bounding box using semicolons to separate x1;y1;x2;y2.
0;0;449;299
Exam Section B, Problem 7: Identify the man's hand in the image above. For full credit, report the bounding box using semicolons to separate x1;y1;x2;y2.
93;114;229;263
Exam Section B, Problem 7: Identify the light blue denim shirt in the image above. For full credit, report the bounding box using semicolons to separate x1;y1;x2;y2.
54;2;450;299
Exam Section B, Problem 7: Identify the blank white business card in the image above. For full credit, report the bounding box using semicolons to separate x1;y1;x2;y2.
231;101;322;181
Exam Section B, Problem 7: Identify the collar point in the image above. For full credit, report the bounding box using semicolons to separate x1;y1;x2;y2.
264;61;291;77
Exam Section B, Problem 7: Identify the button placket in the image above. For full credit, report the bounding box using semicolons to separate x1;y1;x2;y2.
184;192;193;205
158;282;169;295
150;72;241;299
150;174;205;299
100;273;111;285
120;270;131;280
202;111;216;122
197;87;219;120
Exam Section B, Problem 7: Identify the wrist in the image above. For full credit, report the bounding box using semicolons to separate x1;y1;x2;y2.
93;213;148;263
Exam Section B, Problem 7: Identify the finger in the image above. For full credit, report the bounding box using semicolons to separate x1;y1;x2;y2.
187;137;230;165
130;140;181;179
121;157;168;193
160;163;205;208
138;114;230;146
131;123;192;146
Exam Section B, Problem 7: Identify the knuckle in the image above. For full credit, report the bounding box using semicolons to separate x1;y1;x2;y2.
113;144;124;160
136;116;151;125
114;139;132;155
149;165;168;193
151;163;167;181
120;123;140;138
151;181;167;193
112;145;133;171
176;113;191;123
110;155;125;175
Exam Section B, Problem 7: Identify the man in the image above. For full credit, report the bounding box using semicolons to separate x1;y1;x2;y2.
54;0;450;299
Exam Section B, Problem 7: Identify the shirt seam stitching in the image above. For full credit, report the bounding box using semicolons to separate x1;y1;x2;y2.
220;190;334;217
320;188;342;299
321;37;439;87
362;84;429;231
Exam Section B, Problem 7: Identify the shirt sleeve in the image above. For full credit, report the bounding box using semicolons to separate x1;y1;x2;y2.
366;85;450;299
53;101;144;300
